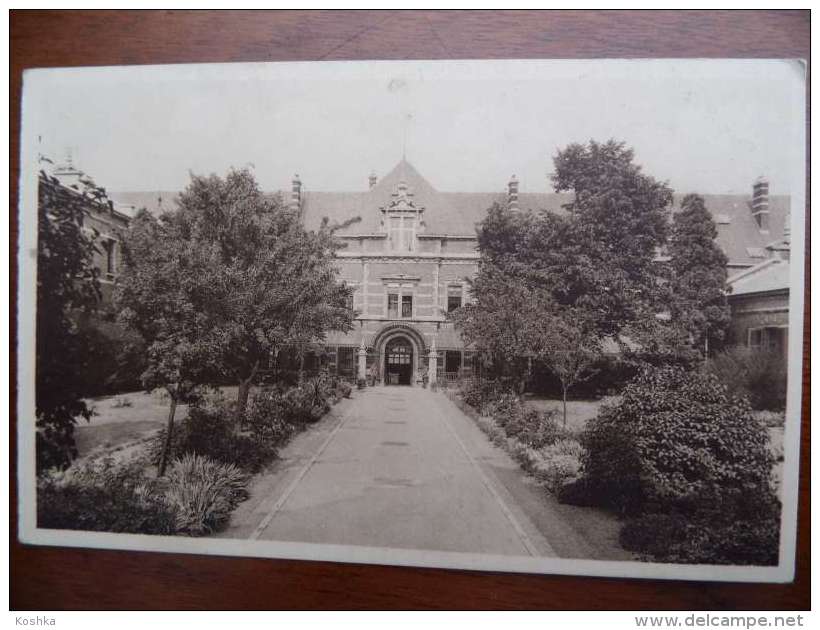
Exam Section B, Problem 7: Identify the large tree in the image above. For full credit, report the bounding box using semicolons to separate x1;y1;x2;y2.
528;304;601;427
551;139;674;337
666;193;731;355
172;169;354;418
116;209;222;475
455;140;675;393
35;172;105;472
451;259;535;389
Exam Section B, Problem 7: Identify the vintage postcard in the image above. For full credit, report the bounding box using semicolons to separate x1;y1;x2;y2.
16;59;806;582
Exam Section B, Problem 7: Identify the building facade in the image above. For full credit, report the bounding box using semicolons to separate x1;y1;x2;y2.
41;156;133;303
110;160;792;385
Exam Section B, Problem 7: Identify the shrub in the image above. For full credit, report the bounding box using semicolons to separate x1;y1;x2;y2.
274;376;333;425
574;365;782;565
518;410;562;450
533;439;584;494
245;388;298;446
37;458;176;534
460;378;509;413
335;380;353;400
149;402;276;474
619;501;780;566
357;377;366;390
486;392;561;449
163;454;248;536
706;345;787;411
486;392;521;426
580;366;775;515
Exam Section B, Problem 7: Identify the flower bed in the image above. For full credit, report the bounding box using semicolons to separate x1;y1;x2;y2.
38;375;352;536
450;381;583;496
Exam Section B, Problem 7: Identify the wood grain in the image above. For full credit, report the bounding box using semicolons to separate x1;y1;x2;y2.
10;9;810;610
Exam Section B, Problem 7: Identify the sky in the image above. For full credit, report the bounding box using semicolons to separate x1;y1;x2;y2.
23;59;805;197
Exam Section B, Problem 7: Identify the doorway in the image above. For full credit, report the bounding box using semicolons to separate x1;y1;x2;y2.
385;336;414;385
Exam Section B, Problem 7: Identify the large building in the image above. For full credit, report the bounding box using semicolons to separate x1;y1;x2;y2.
110;159;792;386
40;155;133;303
725;180;792;361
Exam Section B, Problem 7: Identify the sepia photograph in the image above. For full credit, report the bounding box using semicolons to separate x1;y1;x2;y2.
15;58;806;582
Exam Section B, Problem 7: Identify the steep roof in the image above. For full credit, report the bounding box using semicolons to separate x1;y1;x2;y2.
110;159;791;268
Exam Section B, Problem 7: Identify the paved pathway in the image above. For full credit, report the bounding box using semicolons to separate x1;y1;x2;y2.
220;386;627;559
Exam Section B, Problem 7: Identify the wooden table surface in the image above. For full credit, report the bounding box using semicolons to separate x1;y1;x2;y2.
9;10;810;610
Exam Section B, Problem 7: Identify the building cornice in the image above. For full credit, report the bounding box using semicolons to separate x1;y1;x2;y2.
416;234;477;241
337;252;479;262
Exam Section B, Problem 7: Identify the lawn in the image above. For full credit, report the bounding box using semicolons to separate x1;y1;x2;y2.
522;395;616;434
523;395;786;491
75;387;239;459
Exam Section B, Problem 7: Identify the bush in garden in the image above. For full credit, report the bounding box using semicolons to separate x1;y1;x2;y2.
37;458;176;534
619;497;780;566
149;402;276;474
518;410;562;449
485;392;562;449
570;365;782;565
533;439;583;493
460;378;509;413
245;388;298;446
163;454;248;536
335;380;353;400
580;366;775;515
486;391;522;426
706;345;787;411
282;377;332;424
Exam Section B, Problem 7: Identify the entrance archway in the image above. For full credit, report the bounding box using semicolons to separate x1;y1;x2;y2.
384;336;414;385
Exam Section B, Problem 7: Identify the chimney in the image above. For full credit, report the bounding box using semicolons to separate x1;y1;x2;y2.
507;175;519;210
783;211;791;245
751;176;770;233
290;174;302;210
53;148;83;189
369;171;378;189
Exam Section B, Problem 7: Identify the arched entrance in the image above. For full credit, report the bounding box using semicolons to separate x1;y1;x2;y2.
384;336;414;385
370;323;427;386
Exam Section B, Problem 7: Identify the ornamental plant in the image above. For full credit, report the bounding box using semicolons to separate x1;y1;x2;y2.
581;366;775;515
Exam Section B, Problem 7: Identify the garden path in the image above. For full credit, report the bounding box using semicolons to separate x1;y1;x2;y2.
219;386;629;560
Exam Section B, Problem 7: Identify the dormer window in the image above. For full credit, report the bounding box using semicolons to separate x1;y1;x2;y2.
389;216;416;252
381;178;424;253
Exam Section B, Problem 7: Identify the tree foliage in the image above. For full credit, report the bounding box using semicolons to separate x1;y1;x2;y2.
171;169;354;416
665;193;731;353
116;208;224;474
456;140;674;386
529;305;601;426
116;168;355;471
451;258;534;386
551;139;674;336
35;172;104;472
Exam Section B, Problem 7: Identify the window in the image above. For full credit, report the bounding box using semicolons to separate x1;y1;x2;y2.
104;239;116;275
447;286;462;313
445;350;462;374
346;290;355;311
386;291;413;319
748;326;787;355
388;216;416;252
337;346;356;378
387;293;399;318
401;295;413;318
